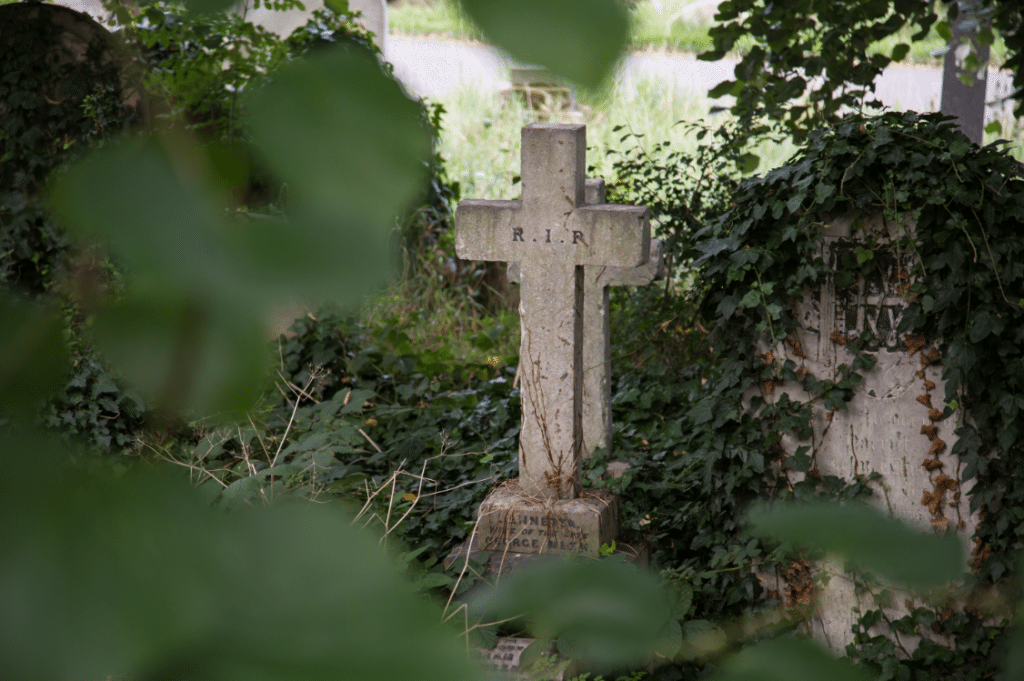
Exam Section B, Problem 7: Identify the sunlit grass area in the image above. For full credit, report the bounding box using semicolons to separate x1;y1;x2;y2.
387;0;482;40
433;74;800;203
375;0;1024;360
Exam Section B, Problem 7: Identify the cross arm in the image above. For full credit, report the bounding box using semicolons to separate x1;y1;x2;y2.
597;238;666;287
571;205;651;268
454;199;521;262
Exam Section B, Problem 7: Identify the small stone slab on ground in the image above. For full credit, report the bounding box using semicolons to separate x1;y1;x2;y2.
479;637;571;680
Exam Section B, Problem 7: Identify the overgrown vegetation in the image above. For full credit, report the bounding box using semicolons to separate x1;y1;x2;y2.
5;0;1024;680
687;110;1024;679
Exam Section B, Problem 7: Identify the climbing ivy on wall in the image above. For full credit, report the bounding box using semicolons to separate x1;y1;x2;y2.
689;110;1024;678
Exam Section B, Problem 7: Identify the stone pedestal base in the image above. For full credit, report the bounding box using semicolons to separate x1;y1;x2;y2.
476;482;618;557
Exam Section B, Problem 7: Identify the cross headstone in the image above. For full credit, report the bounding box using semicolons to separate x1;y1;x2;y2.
771;211;977;653
455;124;650;502
508;178;664;460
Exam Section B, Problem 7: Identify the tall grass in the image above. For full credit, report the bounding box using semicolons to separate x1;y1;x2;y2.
388;0;482;41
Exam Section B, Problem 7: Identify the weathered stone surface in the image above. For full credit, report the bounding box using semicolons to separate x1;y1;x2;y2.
508;178;664;460
604;459;631;479
940;1;989;145
455;124;650;499
444;533;649;576
760;211;976;652
476;484;617;557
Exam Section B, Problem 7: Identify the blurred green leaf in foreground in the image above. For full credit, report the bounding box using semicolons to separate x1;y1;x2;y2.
714;636;871;681
0;426;485;681
459;0;630;90
748;501;966;588
471;556;674;671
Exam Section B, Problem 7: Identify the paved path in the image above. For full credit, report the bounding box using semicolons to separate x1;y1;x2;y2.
39;0;1018;123
388;35;1015;122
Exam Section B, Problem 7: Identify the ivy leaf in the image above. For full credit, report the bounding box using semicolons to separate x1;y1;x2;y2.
467;623;498;650
739;289;761;309
814;182;835;204
969;309;1004;343
694;237;736;265
854;246;874;265
890;43;911;62
749;502;964;587
788;447;811;473
458;0;629;89
935;20;952;42
786;193;804;213
708;79;742;98
652;618;683;660
738;153;760;174
716;296;740;320
985;121;1002;135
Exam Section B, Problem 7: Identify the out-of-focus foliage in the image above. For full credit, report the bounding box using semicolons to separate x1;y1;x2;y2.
0;426;485;681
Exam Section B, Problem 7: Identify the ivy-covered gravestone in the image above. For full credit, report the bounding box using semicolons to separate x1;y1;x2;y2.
0;2;145;196
1;2;145;293
771;207;974;651
697;111;1024;672
455;123;650;555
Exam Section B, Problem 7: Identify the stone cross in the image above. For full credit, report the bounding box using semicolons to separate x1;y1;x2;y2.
508;179;664;459
940;0;989;145
455;124;650;500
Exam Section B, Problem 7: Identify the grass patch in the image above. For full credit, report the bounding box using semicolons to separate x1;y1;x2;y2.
388;0;482;40
359;227;521;366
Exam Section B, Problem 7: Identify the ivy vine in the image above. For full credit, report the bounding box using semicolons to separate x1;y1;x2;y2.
691;110;1024;678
